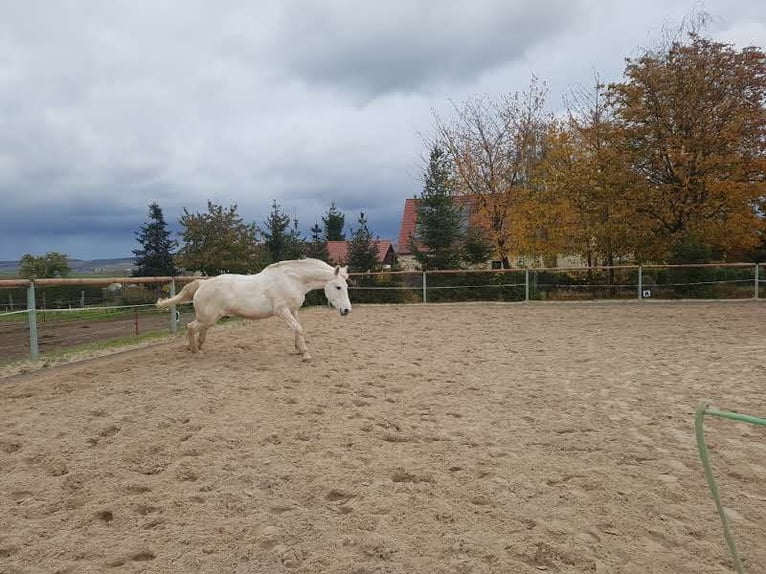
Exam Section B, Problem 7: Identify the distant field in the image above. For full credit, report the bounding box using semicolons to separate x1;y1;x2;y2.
0;258;135;279
0;271;133;280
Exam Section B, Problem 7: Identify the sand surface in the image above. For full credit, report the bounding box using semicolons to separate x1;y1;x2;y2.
1;301;765;573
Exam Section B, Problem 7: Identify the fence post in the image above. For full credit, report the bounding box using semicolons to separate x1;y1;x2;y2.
169;279;177;333
756;264;760;300
525;269;530;302
422;271;427;304
637;266;643;300
26;282;39;361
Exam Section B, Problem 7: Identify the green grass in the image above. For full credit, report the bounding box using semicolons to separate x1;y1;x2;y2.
0;329;175;369
0;317;252;370
0;306;153;324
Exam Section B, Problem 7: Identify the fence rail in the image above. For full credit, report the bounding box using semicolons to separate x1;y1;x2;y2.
0;263;762;362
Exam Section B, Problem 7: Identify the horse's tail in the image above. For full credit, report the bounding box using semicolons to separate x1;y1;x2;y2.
156;279;204;309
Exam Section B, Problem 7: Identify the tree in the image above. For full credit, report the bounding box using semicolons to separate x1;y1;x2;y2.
608;30;766;260
177;201;264;275
409;145;464;269
284;217;307;260
306;221;330;261
19;252;70;279
347;212;379;272
434;78;551;267
746;233;766;263
132;202;178;277
322;202;346;241
262;200;292;262
541;80;638;268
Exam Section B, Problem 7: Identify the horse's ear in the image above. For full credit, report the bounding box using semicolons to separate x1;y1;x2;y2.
334;265;340;276
341;266;349;279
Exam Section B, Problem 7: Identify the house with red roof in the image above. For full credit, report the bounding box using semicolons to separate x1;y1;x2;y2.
326;240;396;269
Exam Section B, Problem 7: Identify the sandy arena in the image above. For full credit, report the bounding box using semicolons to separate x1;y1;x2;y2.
1;301;764;573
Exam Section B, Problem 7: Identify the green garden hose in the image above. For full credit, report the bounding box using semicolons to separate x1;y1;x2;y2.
695;402;766;574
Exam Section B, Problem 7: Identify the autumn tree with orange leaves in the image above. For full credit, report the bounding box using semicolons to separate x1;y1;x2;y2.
607;32;766;261
542;80;640;267
431;19;764;268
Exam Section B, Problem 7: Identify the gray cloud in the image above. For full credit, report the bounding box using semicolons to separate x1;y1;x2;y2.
276;1;582;97
0;0;763;261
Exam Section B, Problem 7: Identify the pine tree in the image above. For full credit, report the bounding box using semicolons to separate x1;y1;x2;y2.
306;221;330;261
132;202;178;277
409;146;465;270
462;225;494;266
322;202;346;241
347;212;379;272
262;200;292;262
285;217;307;260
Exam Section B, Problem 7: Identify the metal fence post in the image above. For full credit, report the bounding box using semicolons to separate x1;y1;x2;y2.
756;264;760;300
422;271;427;303
525;269;530;302
169;279;177;333
26;282;39;361
638;266;643;300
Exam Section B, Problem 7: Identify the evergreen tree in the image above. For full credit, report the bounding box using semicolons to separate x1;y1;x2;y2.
409;146;465;270
262;200;292;262
306;221;330;261
132;202;178;277
177;201;264;275
284;217;307;259
347;212;379;272
322;202;346;241
462;225;494;266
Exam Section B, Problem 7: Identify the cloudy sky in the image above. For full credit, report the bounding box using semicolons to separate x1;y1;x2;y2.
1;0;764;261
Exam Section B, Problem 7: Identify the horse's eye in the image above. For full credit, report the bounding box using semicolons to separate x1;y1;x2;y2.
336;285;342;290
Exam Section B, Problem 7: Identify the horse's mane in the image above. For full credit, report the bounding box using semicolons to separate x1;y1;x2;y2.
264;258;334;272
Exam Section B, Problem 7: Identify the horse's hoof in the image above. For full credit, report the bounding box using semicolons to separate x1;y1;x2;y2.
302;355;312;363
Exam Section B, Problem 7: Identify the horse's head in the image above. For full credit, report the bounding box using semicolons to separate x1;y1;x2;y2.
324;265;352;316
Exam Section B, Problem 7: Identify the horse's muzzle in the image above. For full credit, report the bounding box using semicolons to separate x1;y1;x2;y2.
340;308;351;316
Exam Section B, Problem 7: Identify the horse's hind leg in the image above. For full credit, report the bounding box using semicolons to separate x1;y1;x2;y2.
197;325;211;350
186;320;200;352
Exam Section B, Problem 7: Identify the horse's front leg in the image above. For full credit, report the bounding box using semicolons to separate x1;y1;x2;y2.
290;309;309;354
276;308;311;362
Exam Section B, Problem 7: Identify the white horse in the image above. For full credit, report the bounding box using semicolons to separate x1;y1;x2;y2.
156;258;351;361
